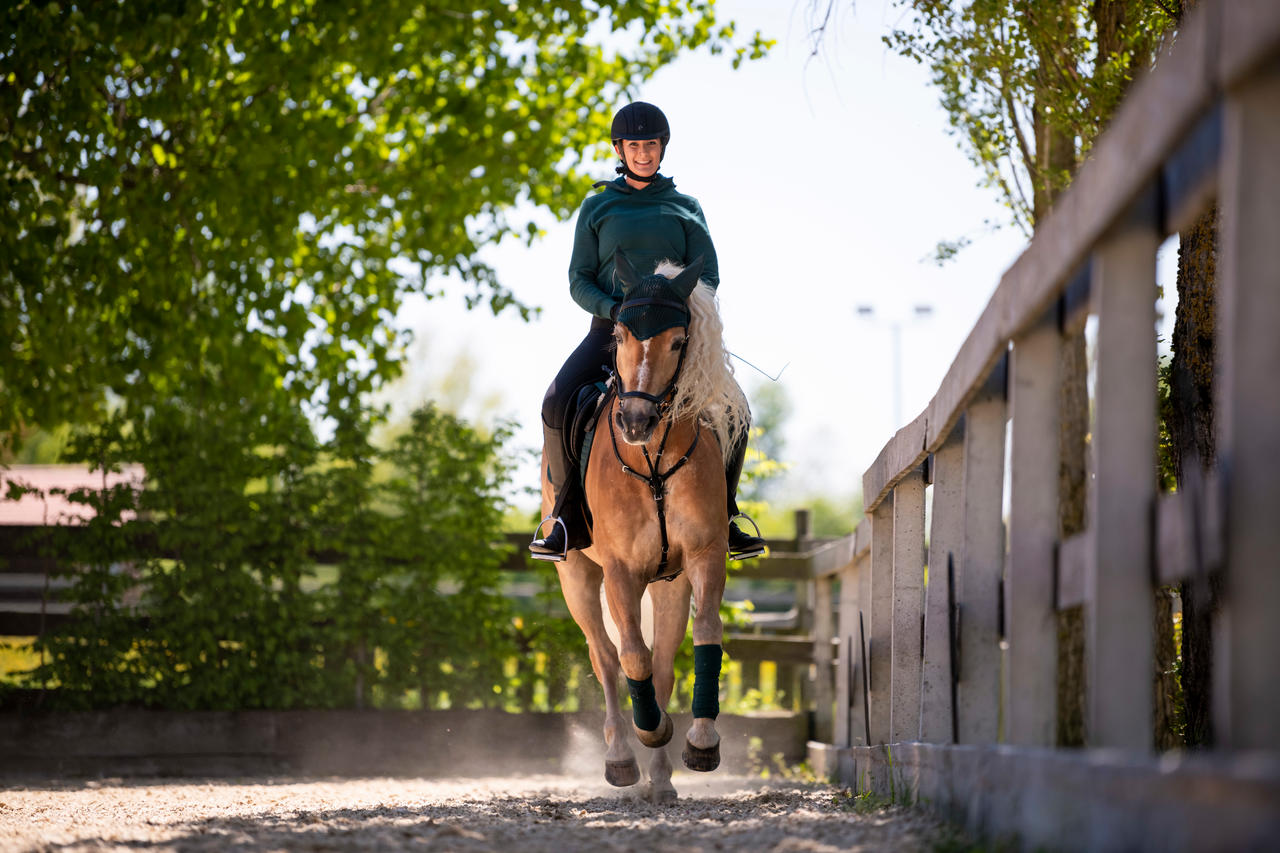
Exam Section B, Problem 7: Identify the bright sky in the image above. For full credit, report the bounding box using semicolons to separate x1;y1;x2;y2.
390;0;1170;509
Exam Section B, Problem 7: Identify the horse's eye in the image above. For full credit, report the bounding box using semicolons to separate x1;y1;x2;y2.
672;337;687;352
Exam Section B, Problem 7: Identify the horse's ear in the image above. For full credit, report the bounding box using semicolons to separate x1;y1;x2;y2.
671;255;705;299
614;250;640;294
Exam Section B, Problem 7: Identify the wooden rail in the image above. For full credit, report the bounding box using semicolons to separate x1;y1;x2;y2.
1;512;847;727
807;2;1280;849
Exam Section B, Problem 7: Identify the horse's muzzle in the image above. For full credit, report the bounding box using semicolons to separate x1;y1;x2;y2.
616;401;659;444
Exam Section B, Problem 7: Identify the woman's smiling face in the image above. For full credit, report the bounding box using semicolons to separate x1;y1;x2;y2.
616;138;662;178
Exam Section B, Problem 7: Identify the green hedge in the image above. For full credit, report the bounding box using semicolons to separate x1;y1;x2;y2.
5;403;591;711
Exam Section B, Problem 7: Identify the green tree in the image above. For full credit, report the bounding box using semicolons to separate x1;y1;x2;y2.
884;1;1175;234
741;381;792;503
2;1;769;710
375;404;516;709
1;0;769;450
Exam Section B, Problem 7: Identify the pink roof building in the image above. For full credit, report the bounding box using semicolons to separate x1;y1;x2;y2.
0;465;146;526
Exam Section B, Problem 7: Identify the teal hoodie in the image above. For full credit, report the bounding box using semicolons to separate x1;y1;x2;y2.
567;175;720;320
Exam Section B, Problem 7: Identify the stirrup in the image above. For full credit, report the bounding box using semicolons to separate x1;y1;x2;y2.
529;515;568;562
728;513;766;560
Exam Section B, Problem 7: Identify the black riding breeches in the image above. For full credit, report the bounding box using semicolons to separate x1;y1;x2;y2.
542;317;615;430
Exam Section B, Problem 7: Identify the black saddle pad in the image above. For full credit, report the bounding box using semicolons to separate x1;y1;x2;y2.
565;380;609;489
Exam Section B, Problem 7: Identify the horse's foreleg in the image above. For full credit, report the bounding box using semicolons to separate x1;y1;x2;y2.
591;638;641;787
604;566;673;748
684;553;727;771
646;576;693;802
556;556;638;787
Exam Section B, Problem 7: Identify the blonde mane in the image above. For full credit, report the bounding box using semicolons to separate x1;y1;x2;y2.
653;260;750;464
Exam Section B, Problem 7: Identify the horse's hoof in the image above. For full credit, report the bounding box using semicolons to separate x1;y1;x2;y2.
682;738;721;772
648;784;678;804
605;758;640;787
634;711;673;748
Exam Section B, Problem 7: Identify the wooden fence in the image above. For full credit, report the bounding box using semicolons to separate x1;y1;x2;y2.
803;2;1280;849
1;508;835;721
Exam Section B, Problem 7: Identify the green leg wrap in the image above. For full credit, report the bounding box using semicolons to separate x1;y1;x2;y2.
626;675;662;731
692;644;722;719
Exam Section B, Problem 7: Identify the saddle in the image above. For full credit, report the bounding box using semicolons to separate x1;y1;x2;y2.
566;379;613;488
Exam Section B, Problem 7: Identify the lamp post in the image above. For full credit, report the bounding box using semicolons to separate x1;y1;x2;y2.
855;303;935;430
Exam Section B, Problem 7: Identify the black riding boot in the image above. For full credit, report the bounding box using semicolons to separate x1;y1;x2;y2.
725;429;766;559
530;423;582;561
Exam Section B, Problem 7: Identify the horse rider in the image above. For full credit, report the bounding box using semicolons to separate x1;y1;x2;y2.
530;101;766;563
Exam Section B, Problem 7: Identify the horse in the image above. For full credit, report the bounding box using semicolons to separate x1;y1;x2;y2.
540;252;750;802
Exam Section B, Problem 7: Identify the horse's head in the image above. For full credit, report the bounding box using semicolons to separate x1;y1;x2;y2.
612;252;704;445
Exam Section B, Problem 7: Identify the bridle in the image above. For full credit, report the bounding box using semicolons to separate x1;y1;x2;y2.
607;296;701;583
612;297;690;413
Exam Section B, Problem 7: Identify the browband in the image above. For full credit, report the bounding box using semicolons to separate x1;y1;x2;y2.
619;297;689;313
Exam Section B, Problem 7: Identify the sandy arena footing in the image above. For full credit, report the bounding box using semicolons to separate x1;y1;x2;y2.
0;773;967;852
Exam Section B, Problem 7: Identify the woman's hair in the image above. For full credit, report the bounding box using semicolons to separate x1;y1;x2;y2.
653;260;750;464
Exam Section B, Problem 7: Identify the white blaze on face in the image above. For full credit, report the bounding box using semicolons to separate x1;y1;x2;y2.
636;339;652;393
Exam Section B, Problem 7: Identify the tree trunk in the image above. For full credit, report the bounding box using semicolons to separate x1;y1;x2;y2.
1170;206;1219;747
1153;586;1182;749
1056;331;1089;747
1028;16;1090;739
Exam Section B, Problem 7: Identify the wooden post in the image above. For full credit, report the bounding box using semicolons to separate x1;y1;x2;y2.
1007;320;1062;746
1215;60;1280;750
959;385;1008;745
868;496;894;745
891;468;926;743
813;571;835;743
1088;189;1160;750
921;429;965;743
794;508;813;549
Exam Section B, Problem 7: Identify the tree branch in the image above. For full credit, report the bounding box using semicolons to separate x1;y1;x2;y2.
804;0;837;60
12;149;134;190
994;47;1036;199
344;75;400;127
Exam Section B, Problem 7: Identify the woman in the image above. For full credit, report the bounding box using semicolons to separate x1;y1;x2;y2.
530;101;764;562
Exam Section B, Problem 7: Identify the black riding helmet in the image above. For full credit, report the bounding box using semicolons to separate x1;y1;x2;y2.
611;102;669;183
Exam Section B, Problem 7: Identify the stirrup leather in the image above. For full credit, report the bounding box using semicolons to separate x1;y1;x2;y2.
529;515;568;562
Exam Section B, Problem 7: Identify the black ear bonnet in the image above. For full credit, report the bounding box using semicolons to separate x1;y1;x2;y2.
613;252;704;341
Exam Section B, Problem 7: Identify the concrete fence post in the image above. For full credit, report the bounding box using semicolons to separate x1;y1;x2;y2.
869;496;894;745
920;428;965;743
841;552;870;746
1007;322;1062;747
793;510;815;712
1088;190;1160;750
1215;58;1280;750
959;389;1007;745
813;571;836;744
890;469;926;743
